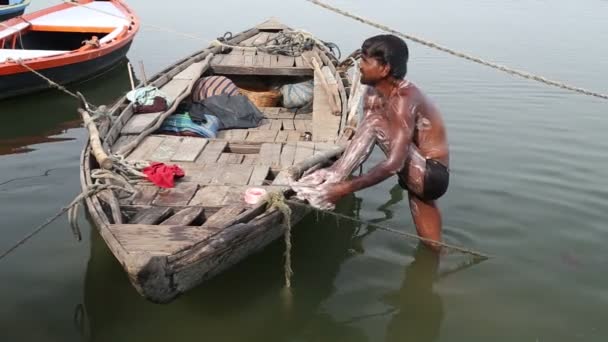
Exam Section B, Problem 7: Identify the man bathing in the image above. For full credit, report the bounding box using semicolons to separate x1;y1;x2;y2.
293;34;450;247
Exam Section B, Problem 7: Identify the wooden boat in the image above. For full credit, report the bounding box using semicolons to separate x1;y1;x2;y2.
0;0;30;21
80;18;358;303
0;0;138;99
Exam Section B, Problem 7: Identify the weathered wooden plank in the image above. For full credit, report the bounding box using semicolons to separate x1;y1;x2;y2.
200;204;248;228
153;183;199;206
219;53;245;66
179;163;219;185
276;55;295;67
287;131;302;142
294;56;306;68
111;135;137;153
210;65;313;76
312;69;341;141
253;32;270;46
121;112;162;135
255;18;289;31
160;207;205;226
174;61;205;80
275;130;288;143
211;164;254;185
254;53;271;67
294;113;312;120
160;79;191;100
294;120;307;132
269;54;279;68
240;34;259;47
222;186;248;205
258;143;282;166
218;129;249;141
249;165;270;185
241;154;259;165
218;153;245;164
171;137;208;162
244;55;254;66
282;119;295;130
149;136;182;161
270;119;283;131
294;141;315;164
108;224;212;255
304;120;313;132
127;136;165;161
245;130;278;142
195;140;227;163
131;185;159;206
190;185;230;206
129;207;173;224
211;54;225;65
279;142;297;169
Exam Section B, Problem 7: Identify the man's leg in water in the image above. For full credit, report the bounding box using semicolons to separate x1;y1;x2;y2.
408;193;442;249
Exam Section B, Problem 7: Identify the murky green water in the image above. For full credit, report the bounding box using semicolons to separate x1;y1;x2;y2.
1;0;608;341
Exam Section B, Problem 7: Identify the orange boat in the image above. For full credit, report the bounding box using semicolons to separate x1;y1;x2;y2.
0;0;139;100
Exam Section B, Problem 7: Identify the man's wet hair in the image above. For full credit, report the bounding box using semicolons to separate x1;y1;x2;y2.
361;34;409;79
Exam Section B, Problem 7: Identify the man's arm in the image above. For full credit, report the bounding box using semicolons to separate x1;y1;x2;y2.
334;95;415;194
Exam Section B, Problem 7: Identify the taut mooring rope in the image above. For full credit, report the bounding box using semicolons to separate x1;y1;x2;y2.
303;0;608;100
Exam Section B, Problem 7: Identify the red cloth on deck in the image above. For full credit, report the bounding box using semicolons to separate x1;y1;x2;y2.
142;162;185;188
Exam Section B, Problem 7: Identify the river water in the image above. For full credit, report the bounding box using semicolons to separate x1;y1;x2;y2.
1;0;607;341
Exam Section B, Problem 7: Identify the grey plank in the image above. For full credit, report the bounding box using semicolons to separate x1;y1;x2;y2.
131;185;159;205
282;119;295;130
258;143;282;166
174;62;205;80
280;143;296;168
275;130;288;143
152;183;199;206
195;140;227;163
276;55;295;67
211;164;254;185
160;79;191;100
121;112;162;134
245;130;278;142
127;136;165;161
160;207;205;226
129;207;173;224
171;137;208;162
190;185;230;206
270;119;283;131
241;154;259;165
149;136;182;161
294;141;315;164
218;153;245;164
108;224;212;255
248;165;270;186
112;135;136;154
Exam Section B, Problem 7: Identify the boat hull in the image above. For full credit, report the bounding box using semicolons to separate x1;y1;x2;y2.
0;40;133;100
0;8;25;21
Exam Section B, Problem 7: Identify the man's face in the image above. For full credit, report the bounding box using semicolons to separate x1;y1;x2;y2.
359;54;389;86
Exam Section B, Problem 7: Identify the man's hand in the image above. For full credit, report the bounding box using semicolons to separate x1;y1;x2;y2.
319;182;350;206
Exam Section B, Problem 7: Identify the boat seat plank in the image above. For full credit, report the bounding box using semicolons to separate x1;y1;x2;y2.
279;143;296;168
249;165;270;185
276;55;295;67
275;130;288;143
210;164;254;185
255;18;289;31
160;207;205;226
253;119;272;130
218;53;244;66
222;186;249;205
240;34;260;47
270;119;283;131
252;32;270;46
241;155;259;165
218;153;245;164
179;164;220;185
108;224;213;255
152;183;198;206
189;185;230;207
245;130;278;142
282;119;295;130
120;112;162;135
243;55;254;66
174;61;206;80
294;141;315;164
258;143;282;166
195;140;227;164
131;185;160;206
294;120;307;132
254;53;271;67
200;204;248;228
148;136;182;161
160;79;191;101
261;107;280;116
127;136;165;161
287;131;302;142
171;137;208;162
312;70;341;142
0;22;29;40
129;207;173;224
111;135;137;153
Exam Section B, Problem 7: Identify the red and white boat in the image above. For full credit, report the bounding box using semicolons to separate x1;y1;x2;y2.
0;0;139;100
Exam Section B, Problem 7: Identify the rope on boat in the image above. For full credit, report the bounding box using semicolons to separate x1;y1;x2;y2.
303;0;608;101
265;192;295;290
210;29;341;60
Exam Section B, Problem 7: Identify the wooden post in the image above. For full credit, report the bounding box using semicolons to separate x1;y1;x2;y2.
78;108;113;170
139;60;148;86
127;62;136;90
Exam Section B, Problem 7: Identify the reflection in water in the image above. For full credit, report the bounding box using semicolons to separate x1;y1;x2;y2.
0;60;133;156
384;244;443;342
80;196;369;342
